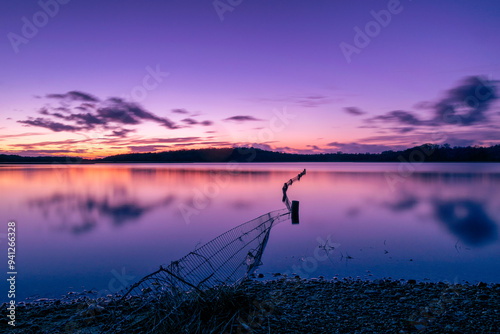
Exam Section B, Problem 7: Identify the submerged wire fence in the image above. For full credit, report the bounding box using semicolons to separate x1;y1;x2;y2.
55;170;306;333
118;169;306;301
121;209;290;298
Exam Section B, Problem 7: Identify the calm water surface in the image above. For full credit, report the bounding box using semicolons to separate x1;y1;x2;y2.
1;163;499;301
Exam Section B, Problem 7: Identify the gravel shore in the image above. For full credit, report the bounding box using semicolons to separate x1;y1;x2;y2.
3;277;499;333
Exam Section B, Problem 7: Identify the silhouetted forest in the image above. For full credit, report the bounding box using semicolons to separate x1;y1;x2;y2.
2;144;500;163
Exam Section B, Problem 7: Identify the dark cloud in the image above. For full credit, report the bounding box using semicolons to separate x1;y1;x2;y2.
395;127;415;134
171;108;189;114
252;94;336;108
18;118;81;132
46;91;99;102
200;120;213;126
433;76;497;126
224;115;263;122
109;129;136;138
181;118;214;126
344;107;366;116
97;107;140;125
181;118;198;125
18;91;180;134
369;110;425;126
365;76;498;129
295;95;333;108
98;101;178;129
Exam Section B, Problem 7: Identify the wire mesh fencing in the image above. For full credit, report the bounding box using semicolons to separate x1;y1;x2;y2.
56;170;307;333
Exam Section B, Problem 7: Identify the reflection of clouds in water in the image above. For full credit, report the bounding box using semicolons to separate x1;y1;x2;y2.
379;190;498;246
384;195;420;212
433;200;497;246
28;193;175;235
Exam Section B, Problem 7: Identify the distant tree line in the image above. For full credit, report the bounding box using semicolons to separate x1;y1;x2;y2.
2;144;500;163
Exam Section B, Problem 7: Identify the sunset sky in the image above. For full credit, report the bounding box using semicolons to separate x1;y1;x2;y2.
1;0;500;158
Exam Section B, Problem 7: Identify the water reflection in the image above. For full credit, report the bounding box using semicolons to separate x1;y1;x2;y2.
433;200;497;246
1;163;500;301
381;191;498;246
28;192;175;234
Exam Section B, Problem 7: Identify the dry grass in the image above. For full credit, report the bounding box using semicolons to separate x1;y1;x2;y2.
98;281;271;334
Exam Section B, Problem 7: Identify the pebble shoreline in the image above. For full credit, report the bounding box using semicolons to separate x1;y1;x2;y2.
2;277;500;333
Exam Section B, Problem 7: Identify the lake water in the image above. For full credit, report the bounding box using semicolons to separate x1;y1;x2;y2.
1;162;499;302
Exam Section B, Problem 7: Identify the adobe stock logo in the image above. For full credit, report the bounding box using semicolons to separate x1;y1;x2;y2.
213;0;243;22
7;0;71;54
339;0;407;64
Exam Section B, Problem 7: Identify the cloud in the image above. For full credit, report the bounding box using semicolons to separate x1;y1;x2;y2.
17;91;180;135
365;76;498;129
395;127;415;134
368;110;425;126
344;107;366;116
0;132;46;140
18;118;81;132
3;148;88;156
295;95;333;108
108;129;136;138
223;115;263;122
252;94;336;108
432;76;498;126
171;108;189;114
181;118;198;125
200;120;213;126
11;138;92;150
99;100;178;129
46;91;99;102
181;118;214;126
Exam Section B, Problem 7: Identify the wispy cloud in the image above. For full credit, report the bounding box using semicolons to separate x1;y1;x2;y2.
0;132;46;140
223;115;263;122
171;108;189;114
343;106;366;116
18;91;181;136
251;94;337;108
46;91;99;102
18;118;82;132
181;118;213;126
365;76;498;129
368;110;426;126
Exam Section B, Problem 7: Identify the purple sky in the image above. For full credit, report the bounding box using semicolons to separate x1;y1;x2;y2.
1;0;500;157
